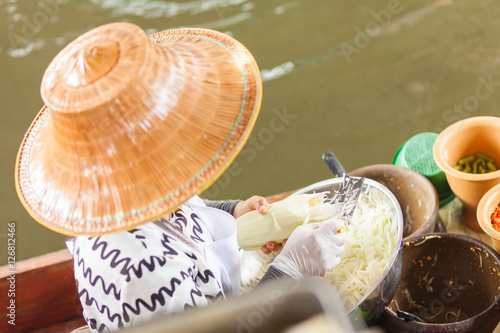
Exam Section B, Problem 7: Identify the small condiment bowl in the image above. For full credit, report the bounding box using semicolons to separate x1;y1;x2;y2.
477;183;500;252
379;233;500;333
433;116;500;232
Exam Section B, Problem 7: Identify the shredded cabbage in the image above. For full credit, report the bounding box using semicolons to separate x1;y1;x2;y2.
324;186;398;311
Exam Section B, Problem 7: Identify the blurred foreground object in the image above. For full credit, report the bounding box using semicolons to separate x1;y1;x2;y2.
119;279;370;333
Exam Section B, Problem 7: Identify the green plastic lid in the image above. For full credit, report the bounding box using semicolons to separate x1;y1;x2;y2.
393;132;455;207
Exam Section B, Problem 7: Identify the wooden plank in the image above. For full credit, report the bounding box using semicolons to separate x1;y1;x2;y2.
0;249;83;333
0;249;72;278
33;317;88;333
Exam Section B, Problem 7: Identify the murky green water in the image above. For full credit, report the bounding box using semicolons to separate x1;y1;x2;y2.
1;0;500;265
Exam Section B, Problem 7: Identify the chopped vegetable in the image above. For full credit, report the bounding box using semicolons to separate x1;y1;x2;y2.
446;309;461;323
324;187;398;310
491;202;500;232
236;192;341;251
455;152;497;174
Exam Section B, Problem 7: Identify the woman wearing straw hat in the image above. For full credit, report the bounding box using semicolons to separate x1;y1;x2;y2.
15;22;345;332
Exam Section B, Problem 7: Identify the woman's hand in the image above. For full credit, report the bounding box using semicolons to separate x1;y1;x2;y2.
234;196;287;255
260;240;287;255
233;195;269;219
270;219;346;278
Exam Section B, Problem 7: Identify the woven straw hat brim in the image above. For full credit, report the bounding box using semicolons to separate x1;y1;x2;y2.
15;23;262;235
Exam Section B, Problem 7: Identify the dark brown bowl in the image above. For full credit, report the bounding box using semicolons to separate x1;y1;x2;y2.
349;164;439;240
378;233;500;333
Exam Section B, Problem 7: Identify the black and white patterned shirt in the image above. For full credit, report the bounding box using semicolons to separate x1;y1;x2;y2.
67;196;241;332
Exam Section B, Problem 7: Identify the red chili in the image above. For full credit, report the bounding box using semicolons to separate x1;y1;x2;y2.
492;203;500;232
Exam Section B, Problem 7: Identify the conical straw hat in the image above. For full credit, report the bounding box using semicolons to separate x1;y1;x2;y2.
15;22;262;235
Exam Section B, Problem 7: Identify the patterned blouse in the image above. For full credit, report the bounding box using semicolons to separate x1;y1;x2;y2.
67;196;241;332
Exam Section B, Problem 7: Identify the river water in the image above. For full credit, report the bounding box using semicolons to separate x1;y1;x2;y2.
1;0;500;265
